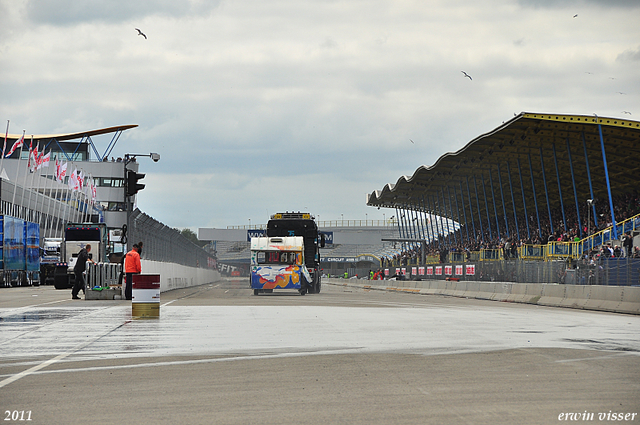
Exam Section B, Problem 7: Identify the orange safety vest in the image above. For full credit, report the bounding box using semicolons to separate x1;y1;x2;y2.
125;249;141;274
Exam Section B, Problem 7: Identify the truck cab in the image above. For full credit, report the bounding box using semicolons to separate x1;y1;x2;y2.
250;236;312;295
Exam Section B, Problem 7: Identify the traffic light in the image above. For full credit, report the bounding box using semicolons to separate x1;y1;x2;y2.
126;170;146;196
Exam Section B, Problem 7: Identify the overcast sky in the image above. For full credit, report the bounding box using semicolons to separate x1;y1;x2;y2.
1;0;638;230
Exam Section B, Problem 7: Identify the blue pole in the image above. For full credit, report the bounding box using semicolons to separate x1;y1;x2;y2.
517;157;531;240
539;147;555;236
582;131;598;229
429;196;440;248
459;182;470;243
429;195;442;249
488;169;502;239
506;161;520;241
449;186;460;245
481;173;493;240
566;137;583;238
528;153;543;239
446;186;457;245
496;163;510;238
436;194;447;248
441;188;452;247
598;120;618;239
421;198;431;244
454;185;469;243
395;207;403;240
465;177;478;240
552;143;567;232
473;175;485;241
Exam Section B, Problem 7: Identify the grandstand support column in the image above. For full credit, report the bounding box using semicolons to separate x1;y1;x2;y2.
420;198;432;244
539;147;555;236
453;185;469;244
400;206;409;252
480;173;493;240
395;207;404;250
431;195;444;248
443;187;456;246
597;120;618;239
582;131;598;229
528;152;543;239
409;207;419;244
488;167;503;239
472;175;485;241
435;193;448;248
465;177;478;241
506;161;521;241
516;157;535;240
424;196;439;248
447;186;458;245
566;137;583;238
552;143;568;233
417;205;428;243
496;163;510;239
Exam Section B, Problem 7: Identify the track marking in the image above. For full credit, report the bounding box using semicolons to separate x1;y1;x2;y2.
0;313;131;389
555;352;639;363
0;348;366;378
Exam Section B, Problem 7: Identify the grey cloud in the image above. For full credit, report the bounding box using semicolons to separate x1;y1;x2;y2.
517;0;639;8
25;0;221;26
617;46;640;62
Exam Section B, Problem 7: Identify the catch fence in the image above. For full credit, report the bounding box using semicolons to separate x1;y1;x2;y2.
127;209;214;268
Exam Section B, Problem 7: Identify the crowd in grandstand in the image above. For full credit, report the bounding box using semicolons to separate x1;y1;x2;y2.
380;191;640;266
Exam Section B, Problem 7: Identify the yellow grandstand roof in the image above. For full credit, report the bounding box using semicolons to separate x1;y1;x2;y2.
367;112;640;221
5;124;138;142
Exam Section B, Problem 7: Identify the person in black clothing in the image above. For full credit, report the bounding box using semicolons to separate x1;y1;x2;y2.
72;244;95;299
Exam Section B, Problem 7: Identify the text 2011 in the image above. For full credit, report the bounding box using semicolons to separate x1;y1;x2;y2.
4;411;32;421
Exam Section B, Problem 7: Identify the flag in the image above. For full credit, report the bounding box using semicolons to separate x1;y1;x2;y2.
5;134;24;157
56;161;67;183
88;174;97;205
78;169;85;190
37;150;50;170
68;168;80;191
28;143;38;172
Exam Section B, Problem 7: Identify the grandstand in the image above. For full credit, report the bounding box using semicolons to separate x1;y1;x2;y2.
366;112;640;285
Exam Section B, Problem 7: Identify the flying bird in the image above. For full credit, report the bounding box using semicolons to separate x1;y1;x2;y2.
623;111;632;115
409;139;414;144
135;28;147;39
461;71;472;80
617;92;626;95
573;14;578;18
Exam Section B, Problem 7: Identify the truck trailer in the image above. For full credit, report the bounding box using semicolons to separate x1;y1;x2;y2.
0;215;40;287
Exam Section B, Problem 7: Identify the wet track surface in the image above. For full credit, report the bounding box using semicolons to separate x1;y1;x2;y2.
1;279;639;424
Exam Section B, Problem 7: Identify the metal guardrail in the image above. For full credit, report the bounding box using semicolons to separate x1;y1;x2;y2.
86;262;122;288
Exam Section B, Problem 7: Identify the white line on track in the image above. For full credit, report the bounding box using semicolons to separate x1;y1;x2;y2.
0;348;366;378
0;306;131;389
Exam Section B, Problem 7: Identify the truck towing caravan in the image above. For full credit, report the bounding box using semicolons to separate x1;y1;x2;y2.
250;212;324;295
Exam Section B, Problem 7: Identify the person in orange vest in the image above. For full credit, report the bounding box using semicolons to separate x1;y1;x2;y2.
124;244;142;300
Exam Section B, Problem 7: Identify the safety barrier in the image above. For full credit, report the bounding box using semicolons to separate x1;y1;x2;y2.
519;245;545;261
325;278;640;315
86;262;122;288
546;242;580;260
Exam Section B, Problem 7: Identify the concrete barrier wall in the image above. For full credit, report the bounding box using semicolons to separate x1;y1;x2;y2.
326;278;640;315
140;260;221;293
